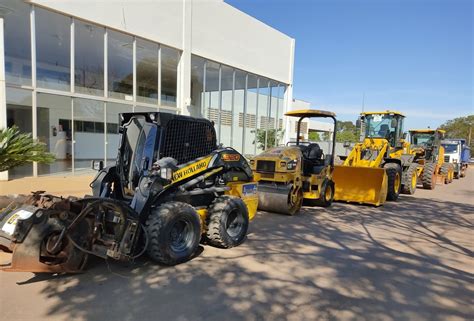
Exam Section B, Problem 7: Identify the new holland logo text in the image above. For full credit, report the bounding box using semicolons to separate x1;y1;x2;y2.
172;159;210;182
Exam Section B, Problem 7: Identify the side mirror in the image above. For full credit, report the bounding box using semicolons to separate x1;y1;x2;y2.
356;118;361;128
402;132;407;140
343;141;351;148
91;160;104;171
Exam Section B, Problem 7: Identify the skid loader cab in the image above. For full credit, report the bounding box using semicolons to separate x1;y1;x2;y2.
251;109;337;215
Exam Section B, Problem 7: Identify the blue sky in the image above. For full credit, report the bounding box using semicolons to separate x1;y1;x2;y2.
225;0;473;129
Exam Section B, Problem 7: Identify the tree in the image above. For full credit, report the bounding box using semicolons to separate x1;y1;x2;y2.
439;115;474;148
308;131;321;141
252;128;285;150
322;120;359;143
0;126;55;172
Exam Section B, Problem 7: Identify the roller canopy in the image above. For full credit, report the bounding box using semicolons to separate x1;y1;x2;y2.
285;109;336;118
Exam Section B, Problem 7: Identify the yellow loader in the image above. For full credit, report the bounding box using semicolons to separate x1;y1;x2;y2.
250;109;337;215
333;111;419;206
409;129;455;189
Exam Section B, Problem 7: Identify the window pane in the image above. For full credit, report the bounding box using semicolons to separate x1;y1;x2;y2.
36;7;70;91
258;78;270;151
246;75;258;156
108;30;133;100
74;98;104;173
106;103;133;166
75;20;104;96
233;70;246;153
6;88;33;178
270;81;280;146
204;61;220;136
134;105;158;113
37;94;72;175
161;46;179;107
220;65;233;147
136;38;159;104
190;55;206;117
4;0;31;86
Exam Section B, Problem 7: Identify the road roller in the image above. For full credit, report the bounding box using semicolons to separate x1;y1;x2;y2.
249;109;337;215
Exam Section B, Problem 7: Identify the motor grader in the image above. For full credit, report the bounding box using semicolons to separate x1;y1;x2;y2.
0;112;258;273
409;129;454;189
250;109;337;215
333;111;419;206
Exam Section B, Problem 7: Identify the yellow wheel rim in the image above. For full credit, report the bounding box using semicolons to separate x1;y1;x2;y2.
394;173;401;193
325;185;332;201
411;172;417;189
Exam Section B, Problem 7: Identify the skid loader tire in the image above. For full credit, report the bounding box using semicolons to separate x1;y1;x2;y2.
206;196;249;249
384;163;402;201
401;163;418;195
145;202;201;266
422;162;436;190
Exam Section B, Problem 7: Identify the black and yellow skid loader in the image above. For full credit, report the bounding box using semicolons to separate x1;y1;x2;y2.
250;109;337;215
0;112;257;272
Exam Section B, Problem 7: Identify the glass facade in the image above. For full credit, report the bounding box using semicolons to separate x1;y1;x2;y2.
1;3;288;178
190;55;287;155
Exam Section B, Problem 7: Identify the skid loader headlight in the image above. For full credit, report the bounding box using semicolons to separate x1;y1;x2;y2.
160;167;173;181
287;160;297;171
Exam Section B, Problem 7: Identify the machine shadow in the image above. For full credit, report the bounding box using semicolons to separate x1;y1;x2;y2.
27;195;474;321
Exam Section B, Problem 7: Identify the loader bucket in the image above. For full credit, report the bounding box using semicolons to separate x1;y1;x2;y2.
333;165;388;206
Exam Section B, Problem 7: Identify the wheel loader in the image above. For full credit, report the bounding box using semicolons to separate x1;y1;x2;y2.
250;109;337;215
0;112;258;273
408;129;454;189
333;110;420;206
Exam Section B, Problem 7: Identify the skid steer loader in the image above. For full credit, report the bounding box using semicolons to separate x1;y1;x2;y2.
333;110;419;206
409;129;454;189
250;109;337;215
0;112;258;273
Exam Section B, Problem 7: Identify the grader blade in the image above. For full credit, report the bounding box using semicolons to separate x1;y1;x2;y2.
333;165;388;206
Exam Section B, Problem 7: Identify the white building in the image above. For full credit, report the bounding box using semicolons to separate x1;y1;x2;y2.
0;0;295;179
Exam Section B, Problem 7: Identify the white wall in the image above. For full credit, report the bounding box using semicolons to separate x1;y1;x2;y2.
30;0;294;84
190;0;294;84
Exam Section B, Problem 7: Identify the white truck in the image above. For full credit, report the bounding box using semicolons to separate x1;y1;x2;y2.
441;139;470;178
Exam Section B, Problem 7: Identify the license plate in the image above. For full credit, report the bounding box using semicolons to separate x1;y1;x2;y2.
243;183;257;196
1;209;34;236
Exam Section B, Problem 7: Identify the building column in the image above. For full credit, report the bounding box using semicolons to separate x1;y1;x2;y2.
0;17;8;181
283;38;296;144
178;0;192;116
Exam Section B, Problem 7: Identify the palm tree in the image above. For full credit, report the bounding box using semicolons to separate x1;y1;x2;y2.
0;126;55;172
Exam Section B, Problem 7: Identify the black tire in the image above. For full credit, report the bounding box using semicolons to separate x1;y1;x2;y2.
384;163;402;201
454;172;460;179
206;196;249;248
401;163;418;195
313;179;334;207
145;202;201;266
422;162;437;190
440;163;453;184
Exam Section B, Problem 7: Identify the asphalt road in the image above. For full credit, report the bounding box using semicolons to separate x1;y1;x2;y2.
1;173;473;321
